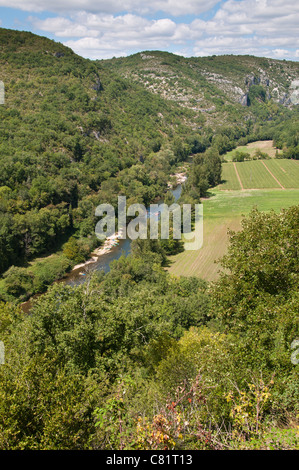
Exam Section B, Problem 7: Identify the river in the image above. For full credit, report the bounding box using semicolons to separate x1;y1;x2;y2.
20;180;184;312
64;181;184;287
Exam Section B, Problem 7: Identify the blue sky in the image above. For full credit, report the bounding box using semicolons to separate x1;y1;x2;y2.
0;1;298;60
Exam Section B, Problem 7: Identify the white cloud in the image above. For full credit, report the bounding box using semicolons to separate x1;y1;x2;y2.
64;37;128;60
221;0;299;19
2;0;299;60
0;0;220;16
272;49;291;58
63;27;187;59
29;15;99;37
31;12;193;59
191;0;299;59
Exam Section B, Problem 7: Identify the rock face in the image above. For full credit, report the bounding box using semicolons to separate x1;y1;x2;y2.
107;51;299;115
238;70;299;108
198;64;297;110
289;80;299;105
245;74;260;86
241;73;271;106
239;93;248;106
279;93;292;105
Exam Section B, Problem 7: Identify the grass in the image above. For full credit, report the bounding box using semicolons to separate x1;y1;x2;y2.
261;159;299;188
219;159;299;191
220;163;242;190
169;152;299;281
224;140;283;161
167;188;299;281
234;160;282;189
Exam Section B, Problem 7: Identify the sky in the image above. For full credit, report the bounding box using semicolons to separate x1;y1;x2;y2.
0;0;298;61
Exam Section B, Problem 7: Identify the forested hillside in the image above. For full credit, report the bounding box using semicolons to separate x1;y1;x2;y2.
0;29;298;450
0;29;206;297
101;50;299;131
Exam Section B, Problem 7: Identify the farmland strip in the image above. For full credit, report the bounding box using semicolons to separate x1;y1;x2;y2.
261;160;285;189
233;162;244;190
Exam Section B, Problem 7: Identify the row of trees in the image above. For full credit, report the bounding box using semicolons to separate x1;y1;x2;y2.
181;147;222;201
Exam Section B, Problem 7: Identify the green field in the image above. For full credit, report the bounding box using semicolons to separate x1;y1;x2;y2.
261;159;299;188
235;160;282;189
223;140;283;161
168;186;299;281
219;163;242;190
219;159;299;191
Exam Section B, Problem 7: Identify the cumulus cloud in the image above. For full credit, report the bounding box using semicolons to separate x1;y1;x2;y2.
191;0;299;59
0;0;220;16
272;49;291;58
2;0;299;60
31;12;194;58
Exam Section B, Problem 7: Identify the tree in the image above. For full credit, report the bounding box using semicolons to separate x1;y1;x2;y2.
211;206;299;395
232;151;250;162
2;267;34;300
0;350;104;449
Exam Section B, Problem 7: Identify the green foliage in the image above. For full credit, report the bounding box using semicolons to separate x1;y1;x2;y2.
62;236;91;264
248;85;267;105
155;327;231;408
0;205;298;449
253;149;270;160
186;147;222;198
93;376;138;450
242;427;299;450
211;206;299;417
226;375;274;443
0;29;201;282
0;353;103;449
2;267;34;300
0;254;72;303
0;29;299;450
232;151;251;162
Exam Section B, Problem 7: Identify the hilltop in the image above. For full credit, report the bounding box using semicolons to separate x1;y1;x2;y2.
100;50;299;128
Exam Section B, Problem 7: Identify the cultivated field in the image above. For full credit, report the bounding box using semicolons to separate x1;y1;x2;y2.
224;140;283;161
167;153;299;281
168;188;299;280
234;160;281;189
219;163;242;190
261;159;299;188
220;159;299;190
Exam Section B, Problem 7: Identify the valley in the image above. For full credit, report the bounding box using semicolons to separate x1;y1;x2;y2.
0;28;298;451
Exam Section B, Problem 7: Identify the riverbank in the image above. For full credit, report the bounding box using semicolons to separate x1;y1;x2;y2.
71;172;187;274
17;180;184;311
167;171;187;189
72;229;125;272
